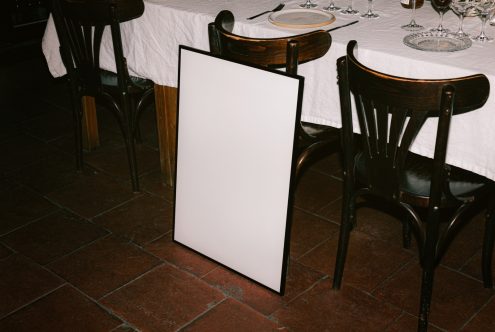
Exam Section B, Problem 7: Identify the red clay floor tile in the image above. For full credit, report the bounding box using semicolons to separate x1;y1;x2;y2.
21;109;73;142
111;324;138;332
460;247;495;285
1;210;108;265
182;298;281;332
317;196;342;224
0;254;63;318
374;260;494;331
289;207;339;260
0;285;122;331
94;193;172;246
384;312;443;332
48;235;160;299
139;171;175;202
298;230;413;293
293;170;342;213
202;260;325;316
309;153;342;178
0;185;58;236
84;137;160;180
145;233;218;278
441;211;486;270
100;263;225;332
272;280;401;332
47;171;137;218
0;134;59;174
11;153;90;195
0;242;12;259
462;295;495;331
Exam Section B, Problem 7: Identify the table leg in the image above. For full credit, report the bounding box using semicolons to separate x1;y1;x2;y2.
154;84;177;187
81;96;100;151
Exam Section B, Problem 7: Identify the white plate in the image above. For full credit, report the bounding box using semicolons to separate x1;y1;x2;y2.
269;9;336;29
403;31;472;52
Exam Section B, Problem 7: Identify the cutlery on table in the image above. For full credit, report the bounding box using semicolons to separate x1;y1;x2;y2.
326;20;358;32
247;3;285;20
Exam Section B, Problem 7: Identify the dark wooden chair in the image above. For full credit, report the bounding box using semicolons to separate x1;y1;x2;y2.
208;10;340;179
50;0;155;192
334;40;495;331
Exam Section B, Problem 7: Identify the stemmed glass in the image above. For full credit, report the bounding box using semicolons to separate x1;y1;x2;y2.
431;0;453;32
323;0;341;11
472;0;495;41
300;0;318;8
341;0;359;14
450;0;475;36
401;0;424;30
361;0;379;18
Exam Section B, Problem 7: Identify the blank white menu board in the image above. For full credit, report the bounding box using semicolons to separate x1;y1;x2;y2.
174;46;303;293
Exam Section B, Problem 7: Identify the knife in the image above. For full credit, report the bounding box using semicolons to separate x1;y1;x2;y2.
326;20;359;32
247;3;285;20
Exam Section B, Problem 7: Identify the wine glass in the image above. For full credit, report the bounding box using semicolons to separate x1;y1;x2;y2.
361;0;379;18
450;0;475;36
300;0;318;8
341;0;359;14
472;0;495;41
431;0;453;32
401;0;424;30
323;0;341;11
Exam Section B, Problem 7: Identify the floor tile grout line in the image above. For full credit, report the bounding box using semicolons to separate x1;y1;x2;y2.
175;297;229;331
277;274;330;308
68;282;141;331
370;256;418;295
293;204;342;225
457;246;484;273
98;262;167;301
88;193;148;221
0;282;67;321
0;206;61;238
458;292;495;330
43;232;112;267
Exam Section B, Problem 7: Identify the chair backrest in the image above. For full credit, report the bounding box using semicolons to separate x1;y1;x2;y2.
50;0;144;95
208;10;331;76
337;40;489;204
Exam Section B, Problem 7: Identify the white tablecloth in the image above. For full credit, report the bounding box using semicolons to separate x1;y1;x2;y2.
42;0;495;181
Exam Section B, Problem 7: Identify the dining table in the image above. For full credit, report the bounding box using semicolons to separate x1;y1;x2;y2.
42;0;495;185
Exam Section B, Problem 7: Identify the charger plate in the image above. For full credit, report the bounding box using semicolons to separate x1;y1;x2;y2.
269;9;335;28
403;31;472;52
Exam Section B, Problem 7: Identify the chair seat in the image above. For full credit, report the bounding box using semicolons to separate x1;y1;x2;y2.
355;152;489;207
299;122;339;146
100;69;154;91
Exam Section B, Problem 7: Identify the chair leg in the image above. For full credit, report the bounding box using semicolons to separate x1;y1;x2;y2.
124;129;140;192
482;206;495;288
418;267;435;332
333;196;355;289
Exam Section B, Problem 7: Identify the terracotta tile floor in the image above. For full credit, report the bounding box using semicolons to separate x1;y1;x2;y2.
1;47;494;332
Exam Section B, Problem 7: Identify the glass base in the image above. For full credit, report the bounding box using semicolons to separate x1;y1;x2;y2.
472;34;493;42
361;11;379;19
341;8;359;14
300;3;318;8
402;22;424;31
429;27;450;33
323;4;340;11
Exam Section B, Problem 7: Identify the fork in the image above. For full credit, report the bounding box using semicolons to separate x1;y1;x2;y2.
247;3;285;20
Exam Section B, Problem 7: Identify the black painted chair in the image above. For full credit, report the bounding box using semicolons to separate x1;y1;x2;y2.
334;40;495;331
208;10;340;179
51;0;155;192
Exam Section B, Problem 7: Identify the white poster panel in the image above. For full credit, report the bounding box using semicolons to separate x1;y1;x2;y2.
174;46;303;293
